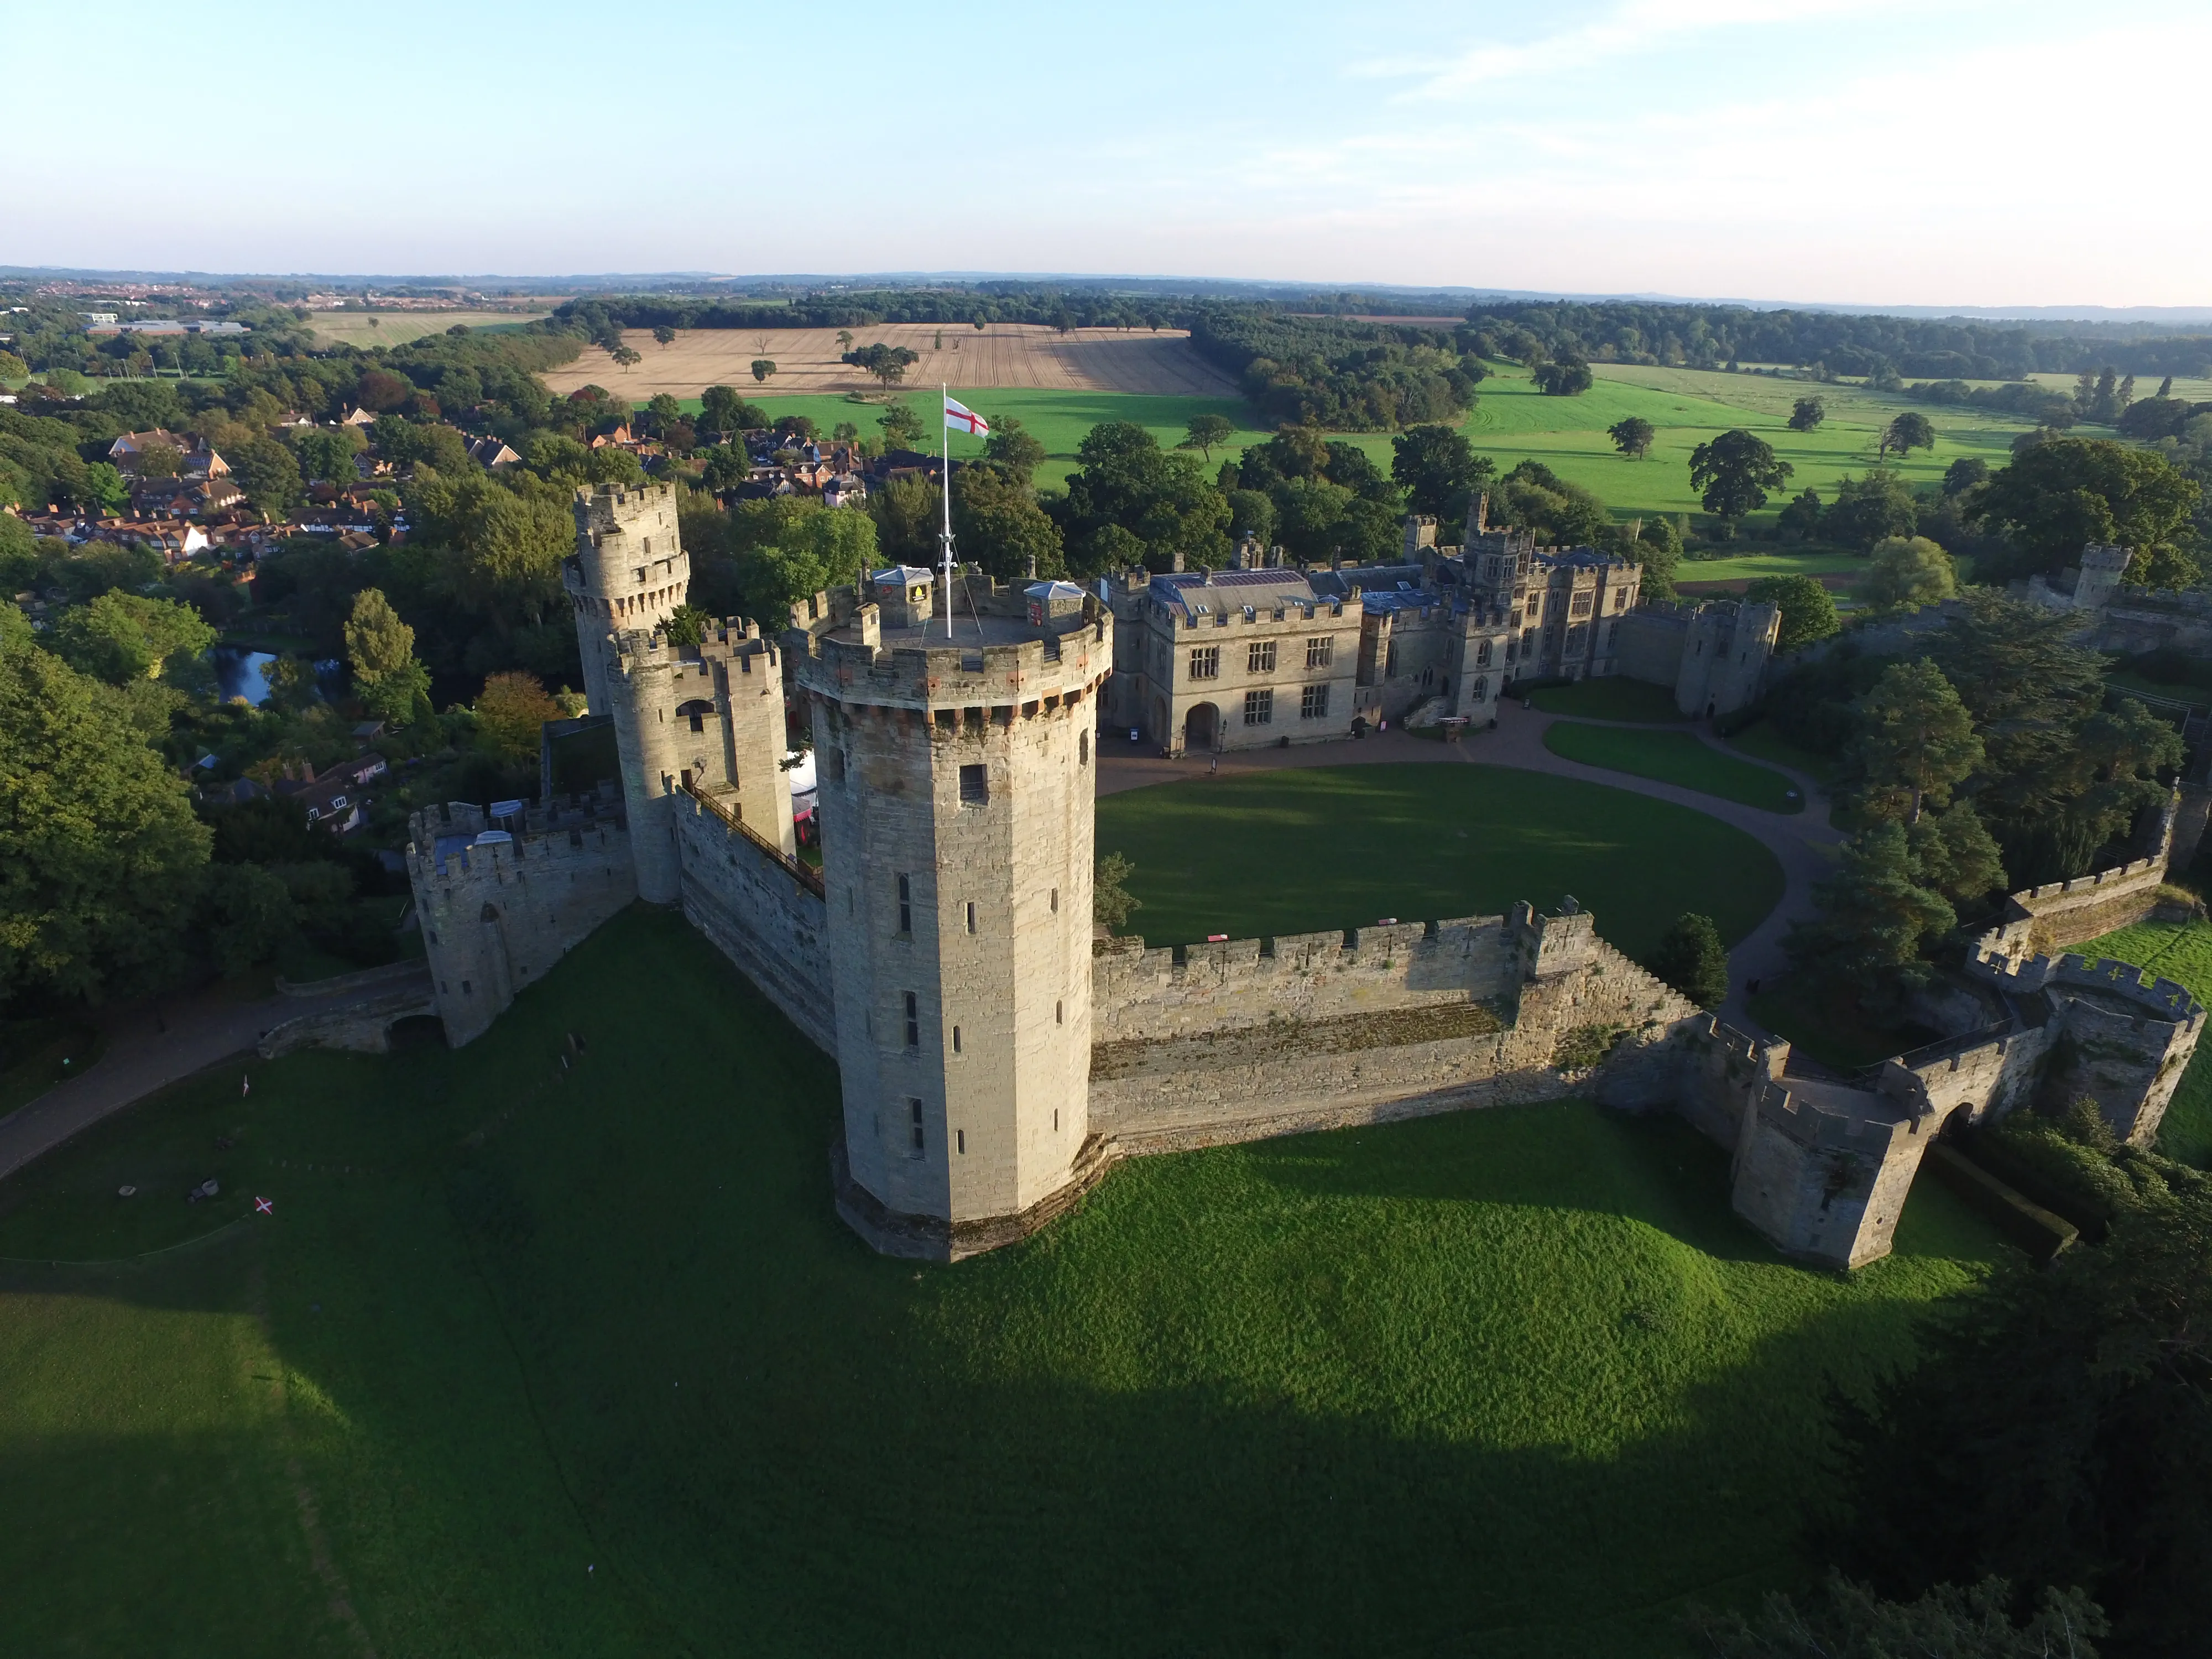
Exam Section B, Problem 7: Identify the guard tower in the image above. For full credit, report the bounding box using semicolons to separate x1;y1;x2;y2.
789;580;1113;1258
565;483;689;713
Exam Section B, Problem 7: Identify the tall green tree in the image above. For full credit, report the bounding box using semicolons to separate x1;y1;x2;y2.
1969;436;2199;575
343;587;431;726
1787;821;1956;993
227;435;304;518
1824;469;1920;550
1607;416;1655;459
1689;429;1792;525
1787;396;1825;431
1689;1573;2105;1659
1390;424;1490;524
1531;358;1593;395
1849;659;1981;825
0;604;210;1003
952;464;1064;578
983;416;1046;483
878;403;926;452
1743;573;1839;654
1055;421;1230;575
1877;411;1935;460
1647;912;1728;1008
1177;414;1235;463
49;592;214;685
750;359;776;383
1861;535;1957;611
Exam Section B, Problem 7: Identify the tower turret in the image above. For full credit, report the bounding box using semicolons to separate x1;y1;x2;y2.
790;580;1113;1258
566;482;689;713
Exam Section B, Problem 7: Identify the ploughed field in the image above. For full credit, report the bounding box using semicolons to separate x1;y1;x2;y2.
545;322;1240;400
0;907;1999;1657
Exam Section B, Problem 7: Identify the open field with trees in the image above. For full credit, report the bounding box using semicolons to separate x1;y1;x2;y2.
549;324;1239;400
307;311;550;348
0;907;2002;1657
1091;763;1783;958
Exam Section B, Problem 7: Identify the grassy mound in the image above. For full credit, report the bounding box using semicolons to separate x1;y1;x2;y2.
0;909;1998;1656
1541;725;1804;814
1092;763;1785;957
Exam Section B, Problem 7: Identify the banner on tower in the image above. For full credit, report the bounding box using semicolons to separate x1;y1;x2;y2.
943;395;990;436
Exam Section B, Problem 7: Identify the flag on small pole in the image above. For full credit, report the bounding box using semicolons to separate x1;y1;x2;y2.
943;395;990;436
938;389;993;638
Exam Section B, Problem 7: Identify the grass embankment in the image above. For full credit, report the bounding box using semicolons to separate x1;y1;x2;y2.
2075;917;2212;1166
1721;720;1839;787
1541;724;1804;815
0;1017;103;1118
1526;677;1688;722
1093;762;1783;957
0;908;2000;1656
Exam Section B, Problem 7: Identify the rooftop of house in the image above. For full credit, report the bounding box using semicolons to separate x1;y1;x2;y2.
1147;568;1326;622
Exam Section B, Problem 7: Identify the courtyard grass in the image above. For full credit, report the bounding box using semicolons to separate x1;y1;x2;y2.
1541;725;1805;815
1720;719;1840;788
1526;677;1689;722
1091;762;1784;957
2073;916;2212;1166
0;907;2001;1657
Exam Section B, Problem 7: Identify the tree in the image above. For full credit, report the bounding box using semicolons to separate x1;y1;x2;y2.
700;444;752;489
843;343;920;388
50;592;215;684
343;587;431;726
228;435;303;519
1531;358;1593;396
867;474;940;566
1824;469;1919;550
652;325;676;348
1942;456;1989;497
1879;411;1936;461
0;350;28;382
0;604;210;1003
1493;459;1611;547
835;330;854;352
1776;488;1823;542
1861;535;1957;611
611;346;641;372
1390;424;1490;524
1787;396;1825;432
1094;851;1141;932
1178;414;1235;463
1647;912;1728;1008
1849;659;1980;825
1787;821;1957;993
1055;421;1230;575
983;416;1046;483
473;671;561;759
730;497;879;610
1907;804;2006;905
1688;429;1792;525
133;442;184;479
202;863;298;978
645;393;684;440
750;359;776;384
1688;1572;2105;1659
1970;436;2198;576
1838;1193;2212;1650
698;385;766;439
1634;515;1682;599
878;403;926;452
664;603;709;647
1744;573;1839;655
1607;416;1655;459
290;426;362;485
952;463;1064;579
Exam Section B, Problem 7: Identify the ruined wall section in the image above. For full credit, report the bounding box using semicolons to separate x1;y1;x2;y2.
1086;906;1700;1153
673;792;834;1053
407;797;637;1047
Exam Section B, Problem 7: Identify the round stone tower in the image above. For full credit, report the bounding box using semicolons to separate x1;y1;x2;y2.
792;581;1112;1259
565;482;689;713
605;628;684;904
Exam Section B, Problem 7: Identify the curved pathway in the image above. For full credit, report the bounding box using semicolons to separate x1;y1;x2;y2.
1094;699;1841;1034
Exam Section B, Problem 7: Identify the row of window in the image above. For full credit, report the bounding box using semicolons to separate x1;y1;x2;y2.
1188;637;1333;680
1240;684;1332;724
894;874;1061;937
821;730;1091;789
897;1098;1066;1160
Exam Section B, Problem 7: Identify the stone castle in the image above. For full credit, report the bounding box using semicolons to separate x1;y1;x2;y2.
399;483;2200;1270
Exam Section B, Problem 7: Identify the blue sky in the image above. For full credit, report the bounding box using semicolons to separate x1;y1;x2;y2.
7;0;2204;305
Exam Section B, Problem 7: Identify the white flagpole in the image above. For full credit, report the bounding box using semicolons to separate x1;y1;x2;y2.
940;383;954;639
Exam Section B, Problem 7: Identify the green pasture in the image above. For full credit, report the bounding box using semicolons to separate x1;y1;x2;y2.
2075;917;2212;1166
1673;549;1866;586
1093;762;1783;956
0;906;2002;1656
1526;678;1687;722
1541;725;1804;815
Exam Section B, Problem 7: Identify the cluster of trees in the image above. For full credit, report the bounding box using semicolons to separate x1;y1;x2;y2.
1183;309;1484;430
1777;596;2180;1004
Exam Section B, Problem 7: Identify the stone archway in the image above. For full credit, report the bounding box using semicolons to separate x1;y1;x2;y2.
1185;701;1220;753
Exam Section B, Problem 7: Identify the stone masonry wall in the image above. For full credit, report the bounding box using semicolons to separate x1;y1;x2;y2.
674;791;836;1054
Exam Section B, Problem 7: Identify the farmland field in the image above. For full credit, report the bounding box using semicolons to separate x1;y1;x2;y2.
546;322;1240;400
0;906;2000;1657
307;310;549;347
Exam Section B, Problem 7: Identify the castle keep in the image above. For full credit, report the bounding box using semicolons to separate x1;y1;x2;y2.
404;483;2201;1269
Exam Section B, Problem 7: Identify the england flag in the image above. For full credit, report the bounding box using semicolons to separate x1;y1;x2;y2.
943;395;990;436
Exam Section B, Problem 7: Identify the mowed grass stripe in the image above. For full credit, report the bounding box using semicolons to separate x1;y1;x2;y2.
1542;725;1804;815
1092;763;1784;954
0;908;2000;1656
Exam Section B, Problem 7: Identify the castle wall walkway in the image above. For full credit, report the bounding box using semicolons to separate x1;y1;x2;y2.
1093;698;1844;1037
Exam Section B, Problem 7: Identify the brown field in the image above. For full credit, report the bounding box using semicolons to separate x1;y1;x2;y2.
540;323;1240;400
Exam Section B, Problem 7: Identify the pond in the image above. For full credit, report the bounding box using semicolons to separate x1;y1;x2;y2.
208;645;343;707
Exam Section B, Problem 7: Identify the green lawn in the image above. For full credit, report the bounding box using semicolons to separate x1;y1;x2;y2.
1526;677;1688;722
1541;726;1805;815
1093;763;1783;957
1674;549;1864;586
1722;720;1840;788
0;907;2001;1656
2074;917;2212;1165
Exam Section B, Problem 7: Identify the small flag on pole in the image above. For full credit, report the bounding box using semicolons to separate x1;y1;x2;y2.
943;395;990;436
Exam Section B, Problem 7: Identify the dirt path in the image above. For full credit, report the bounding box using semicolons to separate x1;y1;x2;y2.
0;977;425;1183
1093;701;1840;1032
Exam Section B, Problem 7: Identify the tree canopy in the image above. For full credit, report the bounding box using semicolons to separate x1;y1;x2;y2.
1969;436;2199;575
1688;429;1792;522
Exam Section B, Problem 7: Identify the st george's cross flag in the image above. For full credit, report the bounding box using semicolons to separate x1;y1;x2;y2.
943;395;990;437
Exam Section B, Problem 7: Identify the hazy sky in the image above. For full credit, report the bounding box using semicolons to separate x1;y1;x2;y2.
8;0;2204;305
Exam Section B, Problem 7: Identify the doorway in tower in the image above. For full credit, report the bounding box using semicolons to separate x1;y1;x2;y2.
1184;701;1220;753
